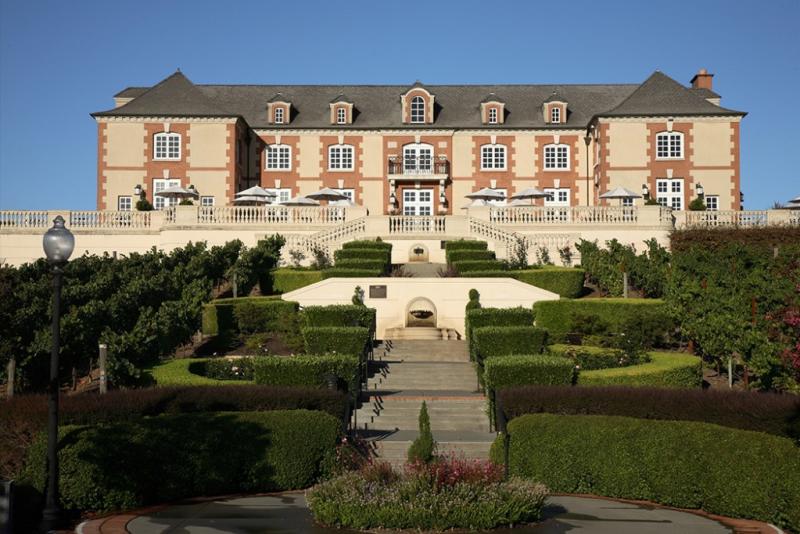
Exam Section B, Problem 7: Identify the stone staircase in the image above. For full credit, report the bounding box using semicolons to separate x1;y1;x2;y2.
355;338;495;466
382;327;460;341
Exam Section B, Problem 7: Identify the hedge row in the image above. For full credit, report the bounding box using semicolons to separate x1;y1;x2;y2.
342;240;392;251
333;259;388;271
466;307;534;360
445;239;489;252
333;248;391;263
232;299;300;335
21;410;340;514
446;249;496;264
303;305;376;332
670;226;800;252
496;385;800;440
272;268;323;293
579;352;702;388
513;268;585;298
149;358;249;386
473;326;549;359
453;259;507;273
322;268;383;279
254;354;360;393
201;296;294;337
485;355;575;391
547;344;630;371
301;326;371;357
492;414;800;531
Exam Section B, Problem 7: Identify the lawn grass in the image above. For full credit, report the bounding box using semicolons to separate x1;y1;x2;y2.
147;358;253;387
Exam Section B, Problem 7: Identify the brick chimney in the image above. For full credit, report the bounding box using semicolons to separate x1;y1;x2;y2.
690;68;714;90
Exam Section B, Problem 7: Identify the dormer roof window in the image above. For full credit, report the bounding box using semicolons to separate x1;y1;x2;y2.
267;94;292;125
480;94;505;125
401;82;435;124
543;92;567;125
329;94;354;125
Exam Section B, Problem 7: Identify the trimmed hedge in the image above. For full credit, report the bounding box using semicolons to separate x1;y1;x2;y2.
272;268;323;293
333;259;388;271
302;326;370;357
303;305;376;329
485;355;575;391
466;307;535;360
149;358;250;386
446;249;496;264
232;299;300;334
533;298;675;344
453;259;507;273
342;240;392;251
254;354;360;393
473;326;549;359
496;385;800;441
579;352;701;388
21;410;340;513
322;268;383;279
461;270;514;278
493;414;800;531
445;239;488;251
547;344;631;371
333;248;391;263
513;268;585;298
201;296;293;337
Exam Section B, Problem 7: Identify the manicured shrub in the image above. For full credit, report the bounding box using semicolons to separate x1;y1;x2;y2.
670;226;800;251
233;299;300;334
333;259;388;271
446;249;496;264
533;298;675;346
253;354;360;393
444;239;488;252
201;296;293;337
333;248;391;263
485;355;575;392
493;414;800;531
341;240;392;251
466;307;535;360
513;268;585;298
460;270;512;278
452;259;507;273
149;358;248;386
301;326;370;357
407;401;436;463
303;305;376;331
307;459;547;531
547;344;643;370
21;410;340;513
272;268;323;293
204;357;256;380
473;326;548;359
321;268;383;278
578;352;702;388
496;385;800;441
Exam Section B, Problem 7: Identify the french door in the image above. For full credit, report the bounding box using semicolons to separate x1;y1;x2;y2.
403;143;433;174
403;189;434;216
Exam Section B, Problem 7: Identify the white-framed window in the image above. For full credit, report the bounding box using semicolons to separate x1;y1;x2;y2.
328;144;354;170
544;187;570;206
265;144;291;170
330;188;355;206
655;132;683;159
267;188;292;204
622;197;634;207
336;107;347;124
403;143;433;174
544;144;570;170
705;195;719;211
153;132;181;160
200;196;215;207
118;196;132;211
488;108;498;124
153;179;181;210
656;178;684;210
481;144;507;170
402;188;433;215
410;96;425;123
274;107;285;124
550;106;561;124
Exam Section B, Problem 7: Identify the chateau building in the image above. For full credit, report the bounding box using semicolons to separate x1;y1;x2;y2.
92;69;745;215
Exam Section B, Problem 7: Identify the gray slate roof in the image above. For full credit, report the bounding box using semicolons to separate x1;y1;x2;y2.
93;70;745;129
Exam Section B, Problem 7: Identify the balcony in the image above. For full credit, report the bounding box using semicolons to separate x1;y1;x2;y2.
387;157;449;180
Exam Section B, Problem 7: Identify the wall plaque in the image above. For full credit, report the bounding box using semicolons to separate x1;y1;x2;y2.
369;285;387;298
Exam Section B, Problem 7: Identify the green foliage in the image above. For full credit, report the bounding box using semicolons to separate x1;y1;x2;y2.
547;344;638;370
445;239;488;251
321;268;383;278
232;299;300;335
688;196;707;211
452;259;508;273
495;414;800;531
352;285;365;306
204;357;256;380
135;198;153;211
473;326;548;359
460;270;512;278
446;249;496;264
666;233;800;391
341;240;392;251
468;288;480;301
148;358;250;386
333;259;388;271
508;237;529;270
466;306;534;360
21;411;339;513
513;267;585;298
228;235;286;296
485;355;575;391
576;238;670;297
301;326;370;357
579;352;702;388
253;354;360;392
333;248;391;263
407;401;436;463
272;268;323;293
303;305;376;332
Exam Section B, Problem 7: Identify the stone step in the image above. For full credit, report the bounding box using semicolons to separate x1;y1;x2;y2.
384;327;460;341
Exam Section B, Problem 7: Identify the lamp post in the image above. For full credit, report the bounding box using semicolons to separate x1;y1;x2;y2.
40;216;75;533
583;134;592;206
641;183;650;201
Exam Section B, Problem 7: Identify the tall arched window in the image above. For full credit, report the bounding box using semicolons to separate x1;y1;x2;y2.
328;144;354;170
410;96;426;123
153;132;181;160
480;144;507;170
655;131;683;159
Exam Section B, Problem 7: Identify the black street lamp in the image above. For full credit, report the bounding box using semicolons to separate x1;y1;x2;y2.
40;215;74;533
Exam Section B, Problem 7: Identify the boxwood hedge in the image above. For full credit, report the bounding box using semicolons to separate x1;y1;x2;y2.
466;307;535;360
473;326;549;359
272;269;323;293
341;240;392;251
453;259;508;273
333;259;388;272
446;249;496;264
321;268;383;278
301;326;370;357
149;358;250;386
513;268;585;298
254;354;360;393
547;344;629;371
333;248;391;263
21;410;340;514
485;355;575;391
201;296;295;337
579;352;701;388
303;305;376;331
445;239;489;251
492;414;800;531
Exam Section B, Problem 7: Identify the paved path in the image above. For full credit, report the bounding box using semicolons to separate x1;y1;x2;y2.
400;262;445;277
120;493;739;534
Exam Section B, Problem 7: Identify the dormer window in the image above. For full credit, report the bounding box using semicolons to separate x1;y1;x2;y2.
330;96;354;125
337;108;347;124
267;97;291;125
411;96;425;123
543;95;567;125
154;132;181;160
551;107;560;124
274;107;284;124
488;108;498;124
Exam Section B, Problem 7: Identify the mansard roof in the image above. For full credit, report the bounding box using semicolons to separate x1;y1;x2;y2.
598;71;743;118
93;70;745;127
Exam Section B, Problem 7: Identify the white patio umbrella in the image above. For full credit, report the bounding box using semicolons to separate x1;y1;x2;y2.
155;185;199;200
510;187;552;206
787;195;800;208
461;199;489;209
507;198;536;207
233;195;272;205
235;186;277;199
305;187;349;202
465;187;506;201
280;196;320;206
599;187;642;206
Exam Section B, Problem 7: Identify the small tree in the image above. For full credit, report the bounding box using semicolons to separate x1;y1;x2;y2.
289;249;305;268
135;198;154;211
407;401;436;464
310;245;332;270
558;245;573;267
535;246;553;266
508;237;528;270
688;197;707;211
352;286;365;306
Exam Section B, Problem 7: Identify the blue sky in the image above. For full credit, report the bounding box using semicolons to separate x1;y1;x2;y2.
1;0;798;210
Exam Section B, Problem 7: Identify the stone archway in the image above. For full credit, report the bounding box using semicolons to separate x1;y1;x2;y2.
408;243;429;262
406;297;437;327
